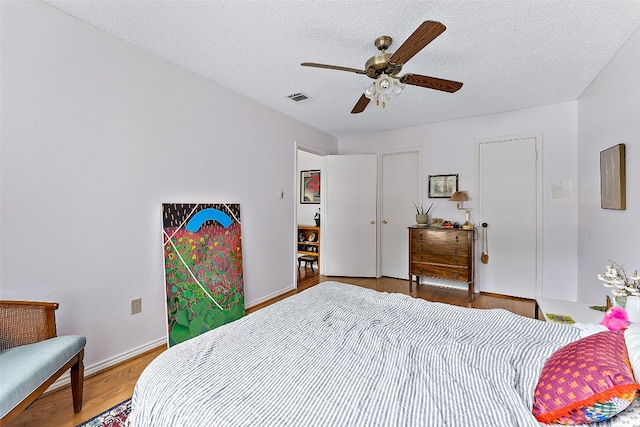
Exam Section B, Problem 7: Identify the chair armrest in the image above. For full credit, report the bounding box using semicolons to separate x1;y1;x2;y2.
0;301;59;351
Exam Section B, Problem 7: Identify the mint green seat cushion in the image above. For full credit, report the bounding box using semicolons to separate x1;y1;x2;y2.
0;335;86;418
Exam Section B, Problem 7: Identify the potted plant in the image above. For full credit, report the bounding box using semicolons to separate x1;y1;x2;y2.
598;261;640;321
414;202;434;226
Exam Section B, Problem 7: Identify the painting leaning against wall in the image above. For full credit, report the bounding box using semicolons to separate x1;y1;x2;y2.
162;203;244;347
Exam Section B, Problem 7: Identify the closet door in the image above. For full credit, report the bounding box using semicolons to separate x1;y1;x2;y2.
324;155;377;277
478;136;539;299
380;150;420;279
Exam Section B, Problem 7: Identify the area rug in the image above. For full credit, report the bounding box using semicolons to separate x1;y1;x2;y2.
75;398;131;427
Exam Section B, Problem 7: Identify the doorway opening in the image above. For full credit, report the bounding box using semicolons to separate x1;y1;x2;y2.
295;144;325;286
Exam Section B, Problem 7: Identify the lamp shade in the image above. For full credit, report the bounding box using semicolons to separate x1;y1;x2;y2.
449;191;468;202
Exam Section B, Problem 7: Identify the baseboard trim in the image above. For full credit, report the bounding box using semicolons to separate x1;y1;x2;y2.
246;285;296;309
47;337;166;393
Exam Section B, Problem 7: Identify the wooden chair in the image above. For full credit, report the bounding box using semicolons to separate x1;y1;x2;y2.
0;301;85;426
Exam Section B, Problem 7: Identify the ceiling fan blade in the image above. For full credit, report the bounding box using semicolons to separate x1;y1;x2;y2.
389;21;446;66
301;62;367;75
351;94;370;114
400;74;463;93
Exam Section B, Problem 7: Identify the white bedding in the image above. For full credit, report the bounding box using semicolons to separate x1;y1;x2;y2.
129;281;636;426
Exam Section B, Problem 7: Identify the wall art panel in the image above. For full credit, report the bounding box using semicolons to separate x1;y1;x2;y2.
162;203;244;346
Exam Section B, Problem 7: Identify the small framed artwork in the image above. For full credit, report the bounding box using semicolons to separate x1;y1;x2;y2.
600;144;626;210
428;174;458;198
300;170;320;204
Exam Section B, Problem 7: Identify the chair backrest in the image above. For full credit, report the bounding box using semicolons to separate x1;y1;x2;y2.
0;301;58;351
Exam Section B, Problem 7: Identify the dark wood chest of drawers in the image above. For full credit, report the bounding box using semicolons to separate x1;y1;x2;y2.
408;226;475;302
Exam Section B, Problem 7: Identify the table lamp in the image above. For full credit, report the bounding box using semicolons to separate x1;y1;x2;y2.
449;191;474;229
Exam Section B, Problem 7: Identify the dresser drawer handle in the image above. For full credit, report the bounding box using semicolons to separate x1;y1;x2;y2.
455;235;459;242
455;273;459;279
420;255;423;262
455;259;459;265
420;245;424;251
454;248;458;254
419;268;424;274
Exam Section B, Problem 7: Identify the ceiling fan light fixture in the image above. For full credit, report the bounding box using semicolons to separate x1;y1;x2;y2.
390;80;404;97
364;73;403;108
364;83;377;99
374;73;394;95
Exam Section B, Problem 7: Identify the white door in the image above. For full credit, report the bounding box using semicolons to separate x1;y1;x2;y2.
324;155;377;277
380;150;420;279
478;136;539;299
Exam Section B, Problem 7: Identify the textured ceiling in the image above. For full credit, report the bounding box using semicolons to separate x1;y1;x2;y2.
44;0;640;138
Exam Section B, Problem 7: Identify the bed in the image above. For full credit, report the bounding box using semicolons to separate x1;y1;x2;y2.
129;281;640;426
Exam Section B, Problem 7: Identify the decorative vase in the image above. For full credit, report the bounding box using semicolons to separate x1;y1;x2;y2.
416;214;429;225
625;295;640;323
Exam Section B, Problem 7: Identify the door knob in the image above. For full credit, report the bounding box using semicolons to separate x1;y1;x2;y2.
383;220;388;224
370;220;375;224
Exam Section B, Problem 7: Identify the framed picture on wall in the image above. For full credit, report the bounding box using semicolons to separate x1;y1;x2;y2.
428;174;458;198
600;143;626;210
300;170;320;204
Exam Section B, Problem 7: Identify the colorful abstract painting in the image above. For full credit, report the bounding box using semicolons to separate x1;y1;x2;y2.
162;203;244;347
300;170;320;204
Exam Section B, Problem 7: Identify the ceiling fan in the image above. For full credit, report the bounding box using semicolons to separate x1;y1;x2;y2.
301;21;463;114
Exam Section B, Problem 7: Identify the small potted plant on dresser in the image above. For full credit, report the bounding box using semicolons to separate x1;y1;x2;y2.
414;202;433;226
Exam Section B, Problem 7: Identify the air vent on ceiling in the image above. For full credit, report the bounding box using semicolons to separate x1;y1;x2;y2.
287;92;314;104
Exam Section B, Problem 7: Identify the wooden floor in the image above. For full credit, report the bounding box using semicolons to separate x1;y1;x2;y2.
10;275;536;426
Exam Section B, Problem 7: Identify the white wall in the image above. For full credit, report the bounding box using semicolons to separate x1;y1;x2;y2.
338;102;579;301
577;29;640;304
0;0;337;369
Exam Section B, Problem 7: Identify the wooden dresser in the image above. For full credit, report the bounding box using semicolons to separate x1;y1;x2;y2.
408;226;475;302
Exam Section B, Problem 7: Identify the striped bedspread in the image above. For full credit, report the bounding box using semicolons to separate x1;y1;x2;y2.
129;281;582;426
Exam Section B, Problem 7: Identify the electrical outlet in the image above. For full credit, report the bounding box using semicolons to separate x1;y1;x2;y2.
131;298;142;315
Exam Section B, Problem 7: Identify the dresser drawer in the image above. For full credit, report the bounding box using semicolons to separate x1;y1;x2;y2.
411;252;468;266
411;229;469;245
410;262;470;282
411;241;467;256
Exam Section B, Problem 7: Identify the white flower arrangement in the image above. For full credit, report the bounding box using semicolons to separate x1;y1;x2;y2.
597;261;640;297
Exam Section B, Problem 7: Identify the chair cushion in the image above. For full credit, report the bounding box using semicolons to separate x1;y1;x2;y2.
0;335;86;418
